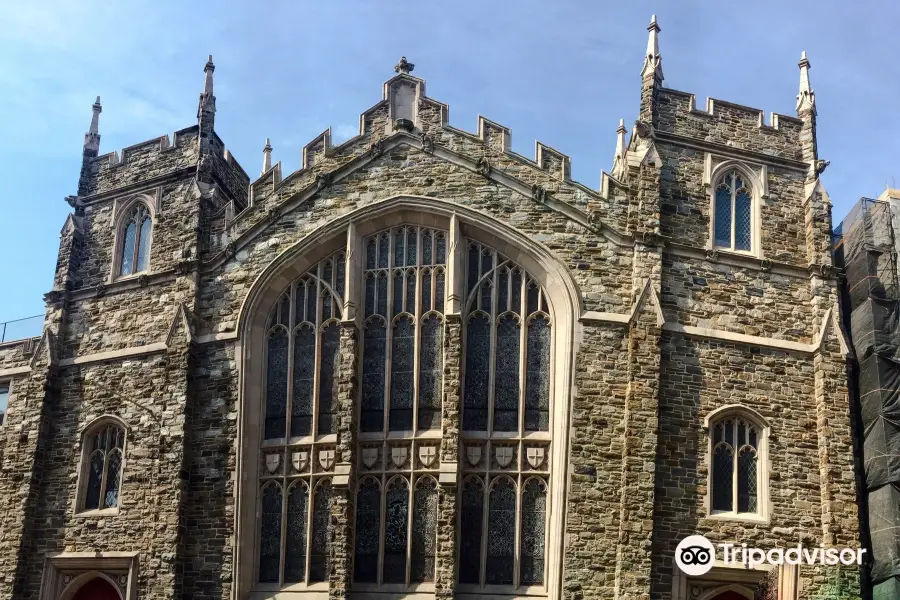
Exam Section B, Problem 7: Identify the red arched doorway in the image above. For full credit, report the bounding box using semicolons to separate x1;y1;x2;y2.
70;577;121;600
710;591;749;600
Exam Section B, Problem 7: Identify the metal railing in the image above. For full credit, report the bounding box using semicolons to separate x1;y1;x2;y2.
0;315;43;343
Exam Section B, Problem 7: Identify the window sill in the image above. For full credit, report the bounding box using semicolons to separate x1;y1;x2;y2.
110;271;151;285
358;430;442;441
455;583;547;597
352;582;434;593
705;511;769;525
74;507;120;518
460;431;551;441
708;246;760;260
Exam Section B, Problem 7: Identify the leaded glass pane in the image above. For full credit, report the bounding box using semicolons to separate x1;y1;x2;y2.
317;324;340;434
394;229;405;267
467;244;480;293
418;315;443;430
393;272;404;317
499;268;510;313
366;238;377;270
321;292;332;321
120;221;136;276
714;184;732;247
354;479;381;583
527;283;539;315
486;479;515;585
305;282;316;324
435;268;445;314
735;187;752;251
423;230;433;265
411;478;437;582
365;275;376;318
383;478;410;583
459;478;484;584
712;444;734;512
389;316;415;431
85;450;104;510
265;329;289;439
310;481;333;583
407;227;417;266
480;281;492;314
378;234;389;269
292;326;315;437
525;316;551;431
463;314;490;431
493;316;521;432
377;273;388;317
520;479;547;586
436;233;446;264
738;447;758;513
136;214;152;272
511;269;523;315
104;449;121;508
285;483;309;583
361;319;387;432
421;269;432;313
405;269;417;315
259;484;283;584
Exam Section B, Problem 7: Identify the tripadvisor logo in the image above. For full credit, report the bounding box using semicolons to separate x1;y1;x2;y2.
675;535;866;576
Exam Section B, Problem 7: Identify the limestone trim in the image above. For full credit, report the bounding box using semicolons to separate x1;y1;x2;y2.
234;196;580;600
38;551;138;600
0;365;31;377
58;342;168;367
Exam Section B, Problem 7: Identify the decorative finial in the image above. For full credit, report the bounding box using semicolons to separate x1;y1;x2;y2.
612;118;627;178
797;50;815;114
394;56;414;75
262;138;272;175
641;14;663;81
84;96;102;152
203;55;215;96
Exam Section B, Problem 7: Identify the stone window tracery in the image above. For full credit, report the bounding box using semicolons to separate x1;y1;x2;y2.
78;420;125;513
709;412;766;518
117;203;152;277
713;169;753;253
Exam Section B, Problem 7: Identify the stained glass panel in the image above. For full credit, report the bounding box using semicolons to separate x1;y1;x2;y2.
285;483;309;583
421;269;432;313
418;315;443;430
85;450;104;510
423;230;433;265
361;319;387;432
378;234;389;269
486;479;515;585
389;316;415;431
459;478;484;584
738;447;758;513
712;444;734;512
354;479;381;583
104;449;121;508
393;272;404;317
493;316;521;432
411;478;438;582
435;269;445;314
383;478;410;583
394;230;405;268
714;184;732;247
317;324;340;435
292;326;315;437
520;479;546;585
463;314;490;431
259;484;283;584
310;481;333;583
405;270;417;315
265;329;289;439
735;188;752;251
120;221;136;276
467;244;480;293
525;316;551;431
136;214;152;272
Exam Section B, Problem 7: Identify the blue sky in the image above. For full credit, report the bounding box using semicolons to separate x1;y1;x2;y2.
0;0;897;332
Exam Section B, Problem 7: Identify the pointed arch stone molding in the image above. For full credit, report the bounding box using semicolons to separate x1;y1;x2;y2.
38;551;138;600
232;195;580;600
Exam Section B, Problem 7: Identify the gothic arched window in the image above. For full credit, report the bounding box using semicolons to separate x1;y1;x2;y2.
713;169;753;253
458;240;551;592
710;413;765;517
78;420;125;513
118;203;152;277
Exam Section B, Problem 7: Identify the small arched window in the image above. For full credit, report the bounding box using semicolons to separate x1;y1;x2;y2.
713;169;753;253
79;421;126;512
709;412;767;518
119;203;152;277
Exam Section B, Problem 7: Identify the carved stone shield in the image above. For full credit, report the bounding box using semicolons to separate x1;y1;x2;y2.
466;446;482;466
391;447;408;468
526;447;545;470
495;446;514;468
418;446;436;468
265;453;280;474
362;447;378;469
291;451;309;473
318;449;335;470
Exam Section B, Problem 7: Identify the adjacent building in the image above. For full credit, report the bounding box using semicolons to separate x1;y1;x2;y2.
0;16;861;600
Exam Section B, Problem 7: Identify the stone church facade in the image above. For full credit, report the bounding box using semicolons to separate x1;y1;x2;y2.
0;16;862;600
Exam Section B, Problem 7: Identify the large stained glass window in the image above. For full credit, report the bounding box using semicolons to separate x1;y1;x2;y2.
82;422;125;511
118;203;152;277
713;169;753;252
459;240;552;591
711;415;760;515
